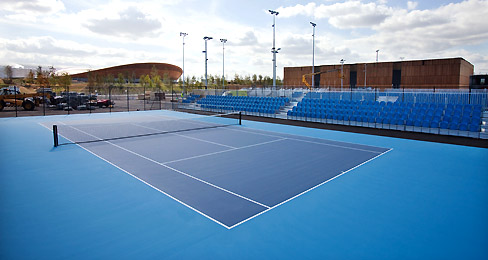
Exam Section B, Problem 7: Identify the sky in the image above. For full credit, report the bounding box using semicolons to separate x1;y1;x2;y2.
1;0;488;80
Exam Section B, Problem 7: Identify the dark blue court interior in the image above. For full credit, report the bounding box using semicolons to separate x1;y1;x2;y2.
1;110;487;259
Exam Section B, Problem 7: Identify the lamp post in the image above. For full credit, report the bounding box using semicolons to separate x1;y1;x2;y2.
220;38;227;90
203;36;213;89
269;9;279;88
340;59;345;91
376;49;379;62
310;22;316;88
180;32;187;96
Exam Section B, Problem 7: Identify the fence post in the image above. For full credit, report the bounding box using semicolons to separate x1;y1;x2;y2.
67;84;70;115
14;86;18;117
402;86;405;102
109;85;112;113
43;86;46;116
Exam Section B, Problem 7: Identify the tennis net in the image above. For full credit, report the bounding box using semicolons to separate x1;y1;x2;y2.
53;112;241;147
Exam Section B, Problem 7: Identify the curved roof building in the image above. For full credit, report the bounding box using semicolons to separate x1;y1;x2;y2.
70;62;182;81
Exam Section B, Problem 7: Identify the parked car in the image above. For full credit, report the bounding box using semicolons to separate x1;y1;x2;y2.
97;99;114;108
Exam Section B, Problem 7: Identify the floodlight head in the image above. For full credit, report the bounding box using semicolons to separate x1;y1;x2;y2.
220;39;227;43
180;32;188;36
204;36;213;40
310;22;316;27
269;10;279;15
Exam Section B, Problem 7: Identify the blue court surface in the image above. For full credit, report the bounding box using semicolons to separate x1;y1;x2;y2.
1;110;487;259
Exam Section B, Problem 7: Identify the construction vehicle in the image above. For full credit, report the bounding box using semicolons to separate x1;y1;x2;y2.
302;68;341;89
0;86;50;111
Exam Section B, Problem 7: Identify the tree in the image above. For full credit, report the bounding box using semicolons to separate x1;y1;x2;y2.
233;73;241;85
58;73;71;89
87;70;96;88
151;74;162;90
48;66;57;87
263;76;272;86
162;73;172;92
25;70;34;85
36;66;48;88
190;76;197;89
95;73;104;93
117;73;125;88
209;74;215;87
244;75;251;85
276;76;283;86
139;75;152;95
105;74;115;86
4;65;13;82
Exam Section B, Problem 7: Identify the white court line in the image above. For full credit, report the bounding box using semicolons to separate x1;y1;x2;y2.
177;117;387;154
50;122;233;229
162;138;286;165
132;123;237;149
64;124;272;210
226;126;386;154
227;147;394;229
46;117;393;229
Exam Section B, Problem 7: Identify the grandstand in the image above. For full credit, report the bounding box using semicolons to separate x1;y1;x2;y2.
192;95;290;116
180;89;488;140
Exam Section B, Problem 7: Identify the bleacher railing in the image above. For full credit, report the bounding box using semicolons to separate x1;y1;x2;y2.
189;88;488;108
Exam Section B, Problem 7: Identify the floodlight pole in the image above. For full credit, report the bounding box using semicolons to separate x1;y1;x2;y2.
180;32;188;95
220;38;227;90
340;59;345;91
310;22;316;88
364;63;367;88
269;10;279;88
203;36;213;89
376;49;379;62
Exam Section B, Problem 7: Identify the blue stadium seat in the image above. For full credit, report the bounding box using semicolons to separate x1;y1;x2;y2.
449;122;459;130
469;124;480;132
430;121;439;128
440;121;449;129
459;123;468;131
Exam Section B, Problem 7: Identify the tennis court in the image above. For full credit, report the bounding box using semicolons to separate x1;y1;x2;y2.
1;110;487;259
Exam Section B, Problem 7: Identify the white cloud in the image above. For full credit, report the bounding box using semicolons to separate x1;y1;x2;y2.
230;31;259;47
275;0;488;73
276;3;316;18
376;0;488;49
407;1;418;10
278;1;394;29
1;0;488;79
85;8;162;38
0;36;149;68
0;0;65;14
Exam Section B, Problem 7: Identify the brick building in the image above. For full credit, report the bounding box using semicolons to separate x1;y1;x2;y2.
284;57;474;89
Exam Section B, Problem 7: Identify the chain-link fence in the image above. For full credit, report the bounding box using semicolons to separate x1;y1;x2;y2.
0;85;180;117
2;85;487;118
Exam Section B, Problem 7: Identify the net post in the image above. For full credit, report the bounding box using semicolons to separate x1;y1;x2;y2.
239;112;242;125
53;125;59;147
